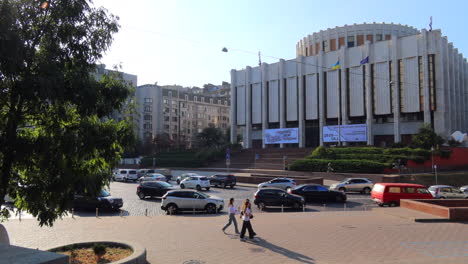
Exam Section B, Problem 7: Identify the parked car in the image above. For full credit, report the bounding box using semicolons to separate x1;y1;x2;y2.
209;174;236;188
461;185;468;193
180;176;210;191
371;183;433;207
176;173;201;184
428;185;468;199
137;181;175;199
257;178;297;191
289;184;347;203
138;168;173;181
72;190;123;211
253;188;305;210
139;173;166;183
329;178;374;194
161;190;224;215
114;169;129;182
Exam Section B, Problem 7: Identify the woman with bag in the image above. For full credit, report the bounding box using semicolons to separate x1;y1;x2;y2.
239;199;256;241
222;198;240;234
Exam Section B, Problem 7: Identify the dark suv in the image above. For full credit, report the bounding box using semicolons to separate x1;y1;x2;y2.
209;174;236;188
253;188;305;211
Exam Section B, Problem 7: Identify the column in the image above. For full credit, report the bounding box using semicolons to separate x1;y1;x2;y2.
245;66;252;149
318;50;325;146
433;35;448;136
261;63;268;149
279;59;286;148
297;56;305;148
421;29;431;124
365;41;374;145
230;69;237;144
392;35;401;143
340;46;349;146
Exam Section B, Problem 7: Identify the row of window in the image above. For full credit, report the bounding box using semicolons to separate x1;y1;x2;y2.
163;94;228;106
304;34;392;56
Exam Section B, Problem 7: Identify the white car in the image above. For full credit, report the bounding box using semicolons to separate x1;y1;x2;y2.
428;185;468;199
258;178;297;191
114;169;138;182
176;173;201;184
161;190;224;215
460;185;468;194
180;176;210;191
139;173;167;182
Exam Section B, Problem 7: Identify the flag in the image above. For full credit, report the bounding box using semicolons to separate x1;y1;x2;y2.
429;16;433;32
360;56;369;65
332;61;340;70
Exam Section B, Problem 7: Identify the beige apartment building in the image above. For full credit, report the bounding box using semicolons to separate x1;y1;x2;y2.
136;84;230;149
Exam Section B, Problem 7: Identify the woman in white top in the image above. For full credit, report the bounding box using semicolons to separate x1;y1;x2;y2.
222;198;239;234
239;199;256;241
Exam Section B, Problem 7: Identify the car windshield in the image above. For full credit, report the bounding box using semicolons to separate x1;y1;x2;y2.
196;192;209;198
99;190;110;197
128;171;137;174
158;182;172;188
148;173;164;177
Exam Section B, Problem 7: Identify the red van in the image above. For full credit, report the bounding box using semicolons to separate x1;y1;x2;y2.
371;183;433;207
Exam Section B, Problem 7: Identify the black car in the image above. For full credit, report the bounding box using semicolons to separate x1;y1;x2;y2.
209;174;236;188
289;184;347;203
73;190;123;211
137;181;175;199
253;188;305;210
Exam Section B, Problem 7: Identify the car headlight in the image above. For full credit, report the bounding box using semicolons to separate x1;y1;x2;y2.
108;199;114;204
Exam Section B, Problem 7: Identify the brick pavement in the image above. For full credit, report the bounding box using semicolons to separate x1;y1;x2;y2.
3;209;468;264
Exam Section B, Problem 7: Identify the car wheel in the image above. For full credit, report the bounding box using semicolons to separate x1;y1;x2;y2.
214;184;218;187
378;203;384;207
166;204;178;215
180;184;185;189
293;202;301;210
138;192;145;200
206;187;210;191
258;202;266;211
230;185;234;189
362;187;371;195
205;203;216;214
389;201;398;207
338;187;346;193
439;197;446;199
196;185;201;191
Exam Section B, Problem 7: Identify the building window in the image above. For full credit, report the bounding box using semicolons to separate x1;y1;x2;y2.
322;40;329;52
315;42;320;54
398;59;405;112
194;96;197;102
164;108;169;113
224;101;227;106
144;98;153;103
172;100;177;105
357;35;364;46
428;54;436;111
143;132;152;139
168;91;172;97
338;37;345;48
172;117;177;122
210;98;213;104
366;34;373;43
330;39;336;51
164;125;170;129
185;95;188;100
418;56;424;111
347;36;355;47
305;47;308;56
144;114;152;121
376;34;383;41
163;99;168;104
201;97;205;103
143;123;152;129
144;106;152;112
385;34;391;40
164;116;169;121
309;45;314;56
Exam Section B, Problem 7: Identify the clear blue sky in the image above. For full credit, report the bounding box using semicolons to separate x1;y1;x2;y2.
93;0;468;87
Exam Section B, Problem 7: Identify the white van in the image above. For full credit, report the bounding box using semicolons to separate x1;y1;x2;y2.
114;169;129;182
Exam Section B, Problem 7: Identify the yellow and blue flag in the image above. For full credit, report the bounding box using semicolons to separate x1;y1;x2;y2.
332;60;340;70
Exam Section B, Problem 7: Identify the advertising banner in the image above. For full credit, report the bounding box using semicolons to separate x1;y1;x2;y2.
264;128;299;144
323;124;367;142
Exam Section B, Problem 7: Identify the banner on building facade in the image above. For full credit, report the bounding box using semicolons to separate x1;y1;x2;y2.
323;124;367;142
264;128;299;144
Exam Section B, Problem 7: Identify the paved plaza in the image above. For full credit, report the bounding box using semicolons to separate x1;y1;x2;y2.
3;208;468;264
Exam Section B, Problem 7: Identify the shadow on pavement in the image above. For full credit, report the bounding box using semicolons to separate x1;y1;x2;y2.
71;208;130;217
168;211;228;217
245;237;315;264
256;207;317;213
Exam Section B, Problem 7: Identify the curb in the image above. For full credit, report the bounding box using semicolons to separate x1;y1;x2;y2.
47;240;146;264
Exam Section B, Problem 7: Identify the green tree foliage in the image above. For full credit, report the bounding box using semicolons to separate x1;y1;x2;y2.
411;124;445;149
0;0;134;225
195;124;226;149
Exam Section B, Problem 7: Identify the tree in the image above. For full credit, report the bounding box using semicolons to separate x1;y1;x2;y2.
154;133;173;152
195;124;225;149
0;0;134;226
412;124;445;149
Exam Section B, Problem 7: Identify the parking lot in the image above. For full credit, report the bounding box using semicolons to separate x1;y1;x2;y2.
71;170;378;217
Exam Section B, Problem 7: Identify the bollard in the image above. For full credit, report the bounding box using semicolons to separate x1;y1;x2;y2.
303;204;306;213
145;208;148;216
96;208;98;218
120;209;123;217
281;204;284;213
344;203;347;211
72;208;74;218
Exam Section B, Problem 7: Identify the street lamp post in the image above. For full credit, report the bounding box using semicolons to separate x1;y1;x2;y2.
431;146;434;174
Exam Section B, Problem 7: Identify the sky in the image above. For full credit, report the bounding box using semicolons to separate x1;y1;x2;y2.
92;0;468;87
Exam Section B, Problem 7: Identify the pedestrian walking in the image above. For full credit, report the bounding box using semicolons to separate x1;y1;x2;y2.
222;198;239;234
239;199;256;241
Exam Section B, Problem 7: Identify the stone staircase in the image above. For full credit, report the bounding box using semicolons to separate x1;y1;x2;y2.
209;148;313;170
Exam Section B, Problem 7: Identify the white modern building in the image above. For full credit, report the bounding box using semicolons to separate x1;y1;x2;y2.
230;23;468;149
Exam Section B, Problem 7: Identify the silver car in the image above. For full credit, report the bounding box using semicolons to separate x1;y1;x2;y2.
428;185;468;199
161;190;224;215
329;178;374;194
176;173;200;184
258;178;297;191
460;185;468;194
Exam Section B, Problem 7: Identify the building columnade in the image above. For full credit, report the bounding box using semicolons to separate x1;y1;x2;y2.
231;23;468;149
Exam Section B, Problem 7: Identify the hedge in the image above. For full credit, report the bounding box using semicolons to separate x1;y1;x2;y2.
290;159;389;173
